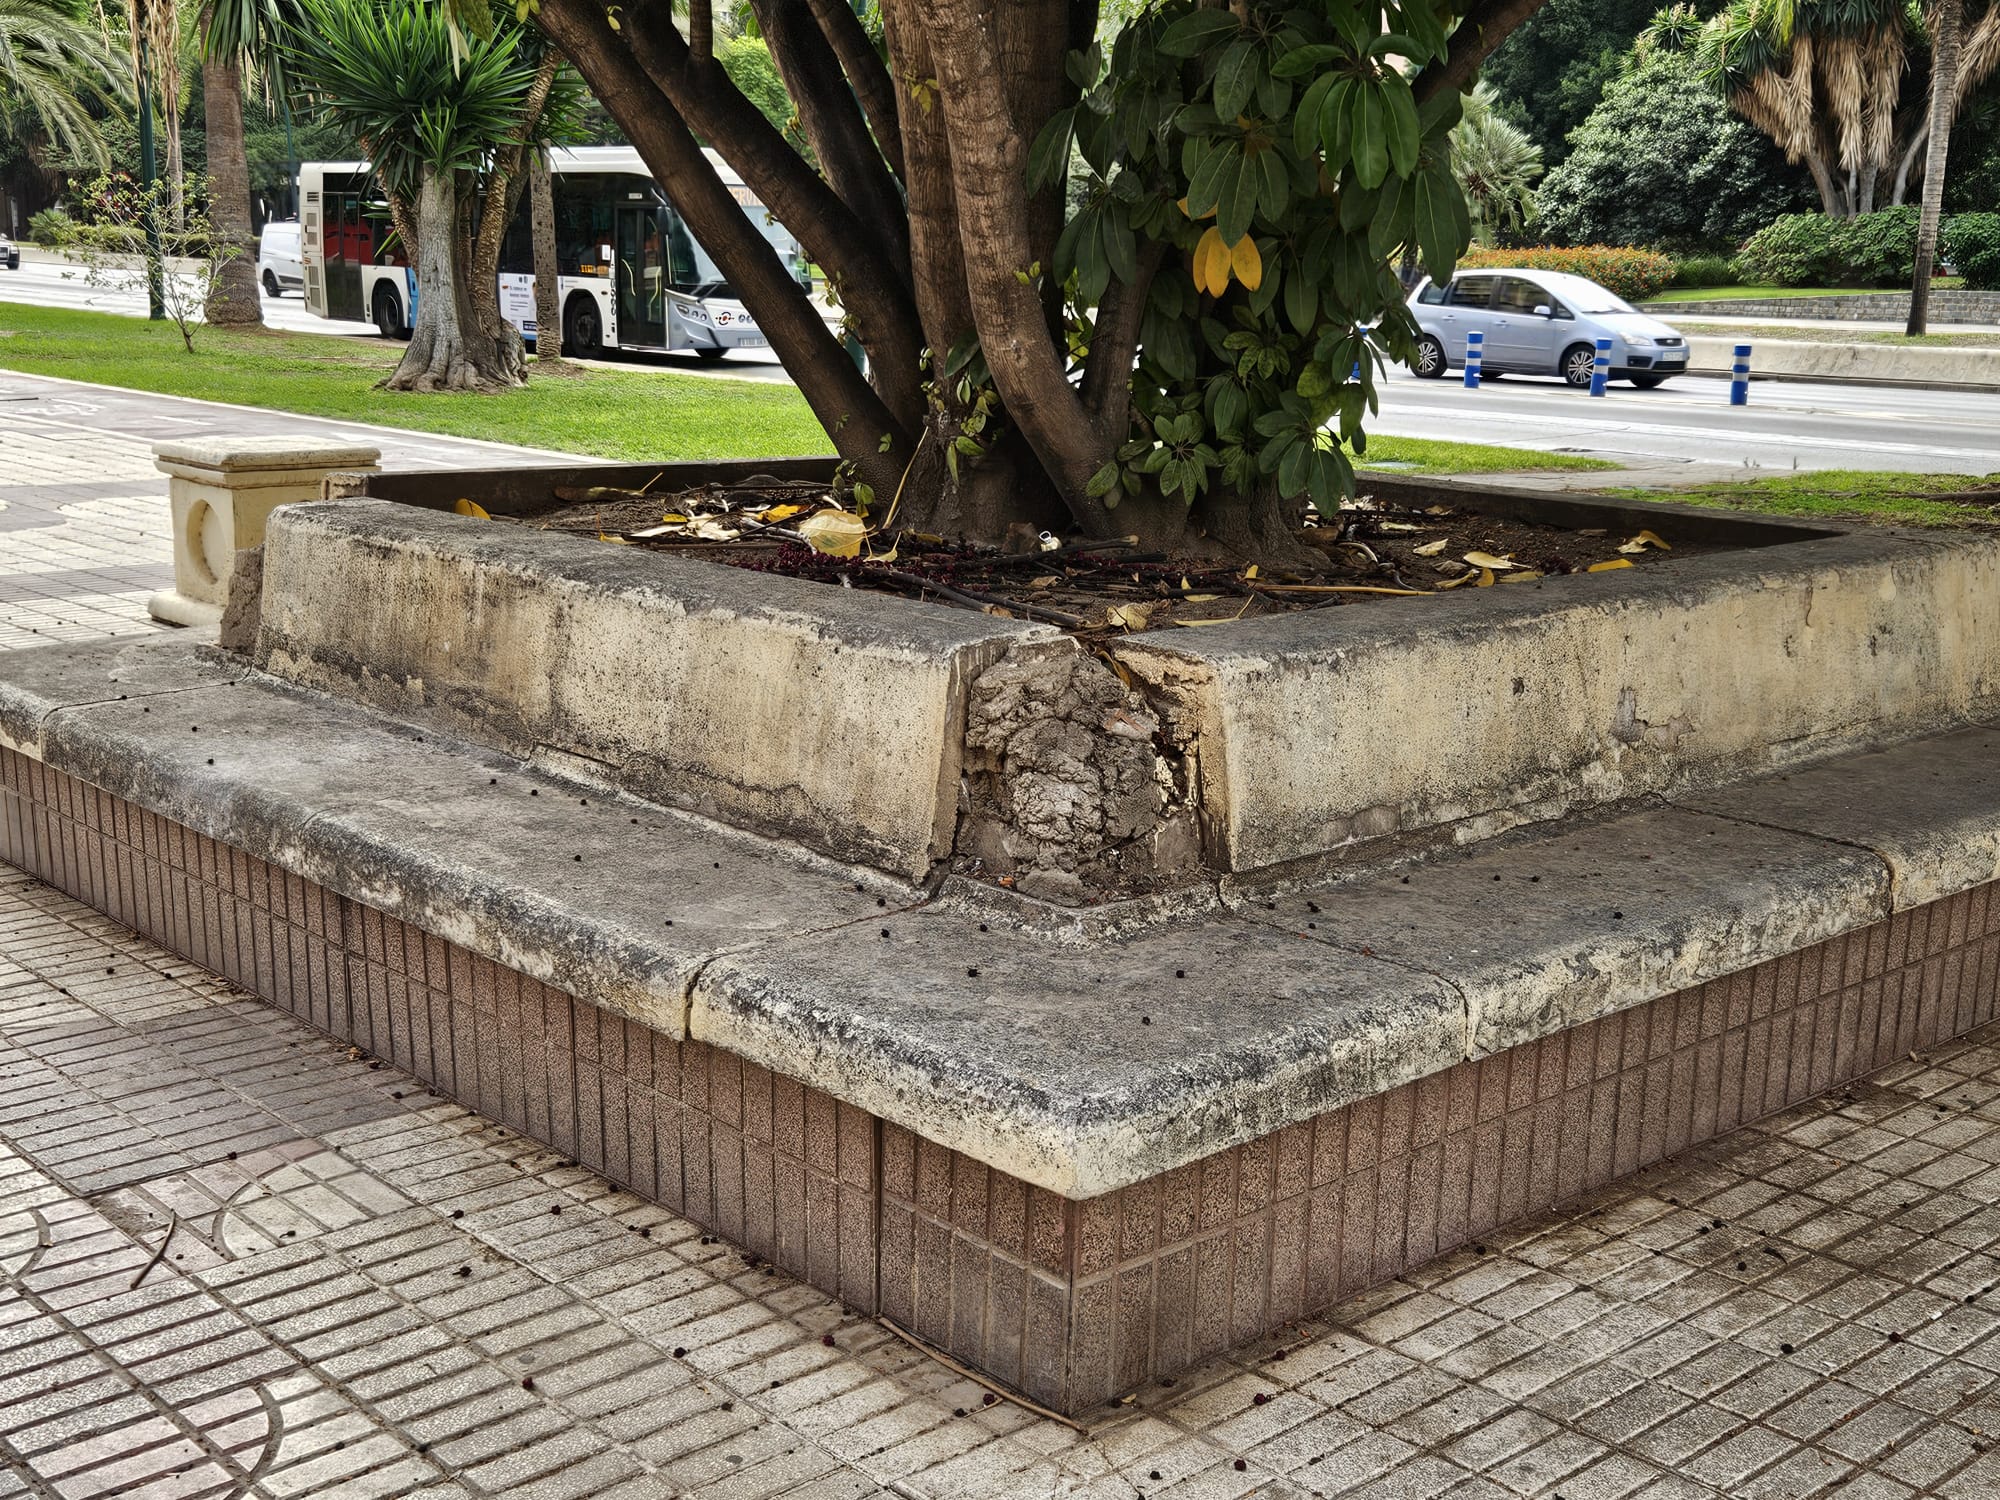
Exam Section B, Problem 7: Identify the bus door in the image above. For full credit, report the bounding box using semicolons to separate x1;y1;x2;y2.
614;203;666;348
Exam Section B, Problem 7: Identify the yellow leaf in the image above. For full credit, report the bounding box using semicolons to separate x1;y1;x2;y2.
1462;551;1517;570
762;504;808;523
797;510;868;558
1588;558;1634;573
1245;564;1259;580
1194;226;1230;296
1617;529;1671;555
1183;593;1221;602
596;533;630;545
1230;234;1263;292
1176;196;1190;218
1435;571;1478;589
1412;539;1449;557
658;512;689;524
1499;569;1545;583
453;498;492;519
1108;602;1154;631
1027;575;1061;590
1474;568;1497;588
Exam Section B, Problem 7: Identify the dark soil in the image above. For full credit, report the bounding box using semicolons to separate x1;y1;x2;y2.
498;474;1721;635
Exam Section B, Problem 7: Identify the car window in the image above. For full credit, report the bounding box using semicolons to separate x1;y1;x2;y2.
1449;276;1497;309
1494;277;1546;314
1416;281;1449;305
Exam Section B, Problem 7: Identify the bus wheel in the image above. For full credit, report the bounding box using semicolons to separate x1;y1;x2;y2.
563;296;603;359
695;346;728;362
372;285;408;341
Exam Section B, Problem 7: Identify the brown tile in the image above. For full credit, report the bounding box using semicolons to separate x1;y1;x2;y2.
952;1151;990;1238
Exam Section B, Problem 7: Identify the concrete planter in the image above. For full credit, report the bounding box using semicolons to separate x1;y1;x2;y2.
7;449;2000;1412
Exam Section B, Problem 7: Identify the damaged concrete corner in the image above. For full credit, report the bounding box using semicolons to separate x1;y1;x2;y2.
953;641;1203;904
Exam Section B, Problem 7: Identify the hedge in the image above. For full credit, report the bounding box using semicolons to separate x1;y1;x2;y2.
1942;214;2000;291
1454;245;1677;304
1736;208;1918;287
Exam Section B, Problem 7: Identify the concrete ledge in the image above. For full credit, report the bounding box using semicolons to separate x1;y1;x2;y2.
1686;335;2000;390
10;635;2000;1199
254;500;1058;880
1116;526;2000;873
2;636;911;1034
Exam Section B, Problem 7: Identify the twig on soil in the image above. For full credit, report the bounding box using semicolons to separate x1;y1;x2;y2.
1250;583;1433;597
865;566;1088;627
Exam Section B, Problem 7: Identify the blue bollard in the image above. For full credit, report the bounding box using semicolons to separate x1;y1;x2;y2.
1588;337;1613;397
1463;331;1483;389
1352;325;1368;382
1730;344;1752;406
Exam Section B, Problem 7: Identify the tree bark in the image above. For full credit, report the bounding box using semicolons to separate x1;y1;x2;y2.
388;165;515;392
529;149;564;364
200;52;262;327
802;0;903;180
1414;0;1550;105
1909;0;1962;335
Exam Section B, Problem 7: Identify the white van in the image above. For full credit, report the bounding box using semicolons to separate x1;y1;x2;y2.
258;221;303;298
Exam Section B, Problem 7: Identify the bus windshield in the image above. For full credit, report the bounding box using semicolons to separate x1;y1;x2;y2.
667;202;799;300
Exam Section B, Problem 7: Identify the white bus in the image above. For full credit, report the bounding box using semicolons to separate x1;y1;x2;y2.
298;146;808;360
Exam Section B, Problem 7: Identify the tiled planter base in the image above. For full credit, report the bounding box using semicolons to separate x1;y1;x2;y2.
6;745;1998;1415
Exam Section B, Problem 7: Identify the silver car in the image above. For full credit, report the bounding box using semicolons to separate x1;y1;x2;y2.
1407;268;1689;389
0;232;18;271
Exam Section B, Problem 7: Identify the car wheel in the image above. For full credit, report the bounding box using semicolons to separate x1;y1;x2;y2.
1631;374;1670;389
1561;344;1599;389
694;346;728;363
563;295;604;359
372;285;408;341
1413;334;1448;378
262;269;280;297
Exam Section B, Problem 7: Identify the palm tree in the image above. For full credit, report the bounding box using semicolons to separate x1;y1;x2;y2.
1451;83;1543;245
0;0;128;171
200;0;296;325
1909;0;1961;333
126;0;185;222
1658;0;2000;216
283;0;579;390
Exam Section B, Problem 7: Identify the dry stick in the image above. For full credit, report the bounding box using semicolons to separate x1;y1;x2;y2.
875;1317;1086;1431
865;566;1088;628
1250;583;1434;597
131;1212;180;1290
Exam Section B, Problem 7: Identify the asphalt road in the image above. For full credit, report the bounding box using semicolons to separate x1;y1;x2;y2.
4;255;1995;474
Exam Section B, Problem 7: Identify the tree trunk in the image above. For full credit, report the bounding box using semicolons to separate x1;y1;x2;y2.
1909;0;1962;335
529;150;564;364
387;165;518;392
201;53;262;327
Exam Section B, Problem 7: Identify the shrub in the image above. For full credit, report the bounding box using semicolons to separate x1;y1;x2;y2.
1457;244;1677;302
1942;213;2000;290
26;207;74;246
1669;253;1741;288
1737;208;1919;287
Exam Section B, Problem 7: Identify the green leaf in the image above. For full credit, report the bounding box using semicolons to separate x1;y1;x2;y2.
1318;77;1356;172
1185;140;1236;219
1209;377;1247;436
1101;210;1137;285
1368;32;1416;59
1254;147;1289;222
1278;436;1310;497
1416;86;1465;140
1271;42;1341;78
1294;74;1336;158
1414;165;1469;280
1212;40;1259;122
1350;82;1388;189
1027;107;1076;194
1381;72;1421;178
1159;9;1241;57
1087;462;1119;497
1283;259;1317;332
1216;150;1261;245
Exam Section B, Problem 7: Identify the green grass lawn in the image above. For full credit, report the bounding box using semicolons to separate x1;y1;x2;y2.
0;303;833;462
1356;435;1616;475
0;302;1616;479
1613;470;2000;528
1650;281;1964;303
1674;321;2000;349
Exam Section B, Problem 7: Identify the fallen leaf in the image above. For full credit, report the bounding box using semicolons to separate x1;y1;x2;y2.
1027;575;1061;590
761;504;808;523
596;533;631;545
1245;564;1259;580
658;511;690;524
1424;505;1452;516
1588;558;1634;573
1183;593;1221;602
1474;568;1497;588
1499;570;1544;583
453;498;492;519
798;510;868;557
1108;602;1154;631
1377;521;1424;532
690;518;742;541
1413;539;1449;557
628;525;677;539
1617;529;1671;554
1435;571;1478;590
1174;616;1236;626
1463;551;1517;570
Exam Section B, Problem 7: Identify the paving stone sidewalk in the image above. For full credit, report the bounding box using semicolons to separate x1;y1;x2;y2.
10;387;2000;1498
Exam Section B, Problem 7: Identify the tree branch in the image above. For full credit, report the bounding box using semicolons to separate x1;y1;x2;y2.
601;0;925;420
748;0;909;274
1081;240;1163;438
802;0;903;181
916;0;1119;532
690;0;712;64
536;0;912;492
1413;0;1550;104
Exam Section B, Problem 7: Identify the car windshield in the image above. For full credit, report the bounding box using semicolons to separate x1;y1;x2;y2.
1571;288;1636;315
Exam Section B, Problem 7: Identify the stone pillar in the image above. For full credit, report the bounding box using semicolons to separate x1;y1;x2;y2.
148;436;381;628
